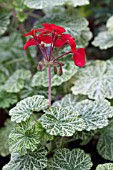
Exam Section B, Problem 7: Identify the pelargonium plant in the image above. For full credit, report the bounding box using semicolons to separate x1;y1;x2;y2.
24;23;85;106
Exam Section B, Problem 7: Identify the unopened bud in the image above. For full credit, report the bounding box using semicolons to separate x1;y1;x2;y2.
54;66;57;74
37;63;44;71
59;65;63;76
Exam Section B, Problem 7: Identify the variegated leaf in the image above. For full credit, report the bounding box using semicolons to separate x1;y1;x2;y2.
47;148;93;170
2;147;47;170
97;121;113;161
0;12;10;35
4;69;31;93
106;16;113;34
0;119;14;157
96;163;113;170
40;107;86;136
68;0;90;7
32;61;78;87
71;60;113;100
9;95;48;123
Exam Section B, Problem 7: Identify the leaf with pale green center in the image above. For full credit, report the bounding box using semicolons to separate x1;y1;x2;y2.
96;163;113;170
0;88;18;109
24;0;67;9
32;61;78;87
0;119;14;157
47;148;93;170
75;99;113;131
67;0;90;7
9;118;40;155
97;121;113;161
40;107;86;136
9;95;48;123
2;146;47;170
92;31;113;49
4;69;31;93
0;12;10;36
71;60;113;100
106;16;113;34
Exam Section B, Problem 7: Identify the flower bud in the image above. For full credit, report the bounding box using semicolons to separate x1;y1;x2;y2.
54;66;57;74
59;65;63;76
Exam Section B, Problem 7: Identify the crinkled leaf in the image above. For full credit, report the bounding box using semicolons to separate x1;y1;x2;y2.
53;94;113;131
53;93;87;109
75;99;113;131
0;88;17;109
71;60;113;100
4;69;31;93
2;147;47;170
32;61;78;87
97;121;113;161
92;31;113;49
40;107;86;136
9;95;48;123
9;118;40;155
0;119;14;157
24;0;67;9
106;16;113;34
0;12;10;36
96;163;113;170
68;0;90;7
47;148;93;170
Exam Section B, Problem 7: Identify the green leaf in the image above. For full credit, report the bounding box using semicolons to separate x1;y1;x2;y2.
9;118;40;155
0;65;9;84
47;148;93;170
9;95;48;123
2;147;47;170
40;107;86;136
96;163;113;170
32;61;78;87
4;69;31;93
74;130;95;145
0;119;14;157
106;16;113;34
67;0;90;7
71;60;113;100
53;94;113;131
53;93;87;109
92;31;113;49
24;0;67;9
0;12;10;36
0;88;17;109
97;121;113;161
75;99;113;131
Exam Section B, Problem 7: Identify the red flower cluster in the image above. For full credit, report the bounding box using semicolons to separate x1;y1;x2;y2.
24;23;86;68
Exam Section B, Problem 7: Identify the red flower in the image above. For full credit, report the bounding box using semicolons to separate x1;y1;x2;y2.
42;23;66;34
24;37;41;50
73;48;86;67
23;28;45;37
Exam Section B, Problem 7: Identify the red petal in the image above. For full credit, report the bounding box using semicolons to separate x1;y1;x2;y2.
24;38;37;50
41;35;52;44
42;23;66;34
23;28;45;37
73;48;86;67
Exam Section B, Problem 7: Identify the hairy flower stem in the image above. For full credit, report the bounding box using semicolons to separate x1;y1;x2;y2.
53;51;72;61
48;65;51;107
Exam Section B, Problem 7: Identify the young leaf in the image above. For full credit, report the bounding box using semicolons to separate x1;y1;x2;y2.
4;69;31;93
71;60;113;100
9;95;48;123
2;147;47;170
40;107;86;136
96;163;113;170
47;148;93;170
32;61;78;87
97;121;113;161
0;119;14;157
